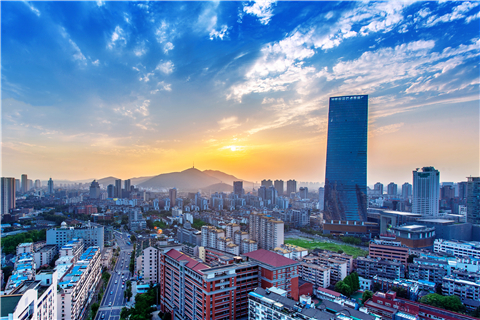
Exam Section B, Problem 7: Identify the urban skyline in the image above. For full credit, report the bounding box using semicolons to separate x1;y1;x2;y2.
2;1;479;184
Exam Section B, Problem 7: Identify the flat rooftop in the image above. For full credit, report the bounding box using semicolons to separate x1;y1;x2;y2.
417;219;455;224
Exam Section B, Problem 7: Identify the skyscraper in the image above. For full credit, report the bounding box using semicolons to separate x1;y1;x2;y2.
124;179;131;192
1;177;16;215
374;182;384;195
402;183;412;199
21;174;28;193
467;177;480;224
107;184;115;198
324;95;368;221
233;181;243;196
261;179;272;188
274;180;284;196
34;179;41;189
266;186;277;205
412;167;440;217
286;180;297;195
258;186;267;201
318;187;325;211
47;178;54;194
299;187;308;200
458;181;468;200
89;180;100;199
115;179;122;198
387;183;398;196
169;188;177;207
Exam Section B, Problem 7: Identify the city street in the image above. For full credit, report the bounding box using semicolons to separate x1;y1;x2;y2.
95;231;134;320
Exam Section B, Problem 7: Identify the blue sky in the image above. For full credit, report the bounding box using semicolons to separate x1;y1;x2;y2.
2;1;479;184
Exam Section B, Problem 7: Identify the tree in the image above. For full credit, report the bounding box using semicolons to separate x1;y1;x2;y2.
146;220;154;230
335;280;352;297
362;290;373;304
407;254;418;264
372;282;382;293
120;307;131;320
130;234;137;242
420;293;465;313
471;306;480;318
91;302;100;319
391;286;409;299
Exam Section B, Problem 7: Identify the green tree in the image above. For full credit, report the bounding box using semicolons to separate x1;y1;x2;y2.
146;220;154;229
130;234;137;242
420;293;465;312
407;254;418;264
91;302;100;318
120;307;131;320
471;306;480;318
335;280;352;297
362;290;373;304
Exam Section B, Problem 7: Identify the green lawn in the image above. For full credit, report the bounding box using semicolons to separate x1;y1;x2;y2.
285;238;368;258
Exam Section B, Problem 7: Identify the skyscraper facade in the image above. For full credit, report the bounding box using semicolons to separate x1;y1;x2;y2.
115;179;122;198
47;178;54;194
467;177;480;224
286;180;297;195
169;188;177;207
1;177;16;215
412;167;440;217
318;187;325;211
124;179;131;192
274;180;284;196
233;181;243;196
21;174;28;193
324;95;368;221
34;179;41;189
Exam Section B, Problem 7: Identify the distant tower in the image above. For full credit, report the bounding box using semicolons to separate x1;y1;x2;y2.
318;187;325;211
21;174;28;193
324;95;368;221
48;178;54;194
387;183;398;197
299;187;308;200
107;184;115;198
467;177;480;224
233;181;243;196
34;179;41;189
374;182;384;195
274;180;284;196
1;177;16;215
115;179;122;198
286;180;297;195
258;186;267;201
261;179;273;188
402;183;412;199
412;167;440;217
124;179;131;192
169;188;177;207
266;186;277;205
89;180;100;199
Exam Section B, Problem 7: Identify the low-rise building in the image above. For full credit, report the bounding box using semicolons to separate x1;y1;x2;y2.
298;262;331;289
356;257;404;280
34;244;57;268
434;239;480;259
369;239;409;264
442;276;480;302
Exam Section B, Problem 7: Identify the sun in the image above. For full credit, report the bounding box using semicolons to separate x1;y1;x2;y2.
230;146;237;151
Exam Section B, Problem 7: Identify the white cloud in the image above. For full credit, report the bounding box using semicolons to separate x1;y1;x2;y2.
23;1;40;16
164;42;174;54
209;25;229;40
134;43;147;57
156;61;174;75
92;60;100;66
424;2;479;27
59;28;86;65
466;11;480;23
218;116;241;131
158;81;172;92
114;99;150;118
139;72;154;82
243;0;276;25
96;1;104;7
369;123;405;137
107;26;127;49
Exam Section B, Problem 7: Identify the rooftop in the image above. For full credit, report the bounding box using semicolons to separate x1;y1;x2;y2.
243;249;298;268
0;295;22;317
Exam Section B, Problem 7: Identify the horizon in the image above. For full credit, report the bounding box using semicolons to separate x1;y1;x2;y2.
2;1;479;184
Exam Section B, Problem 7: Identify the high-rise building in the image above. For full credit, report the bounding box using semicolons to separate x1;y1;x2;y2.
261;179;273;188
458;181;468;200
115;179;122;198
402;182;412;199
467;177;480;224
412;167;440;217
286;180;297;195
1;177;16;215
233;181;243;196
27;179;33;191
46;223;104;251
374;182;384;195
387;183;398;196
169;188;177;207
318;187;325;211
324;95;368;221
107;184;115;198
34;179;41;189
299;187;308;200
274;180;284;196
21;174;28;193
266;185;277;205
249;212;284;250
15;179;21;192
124;179;131;192
89;180;100;199
47;178;54;194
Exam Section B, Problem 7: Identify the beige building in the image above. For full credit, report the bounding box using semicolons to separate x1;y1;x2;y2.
249;212;284;250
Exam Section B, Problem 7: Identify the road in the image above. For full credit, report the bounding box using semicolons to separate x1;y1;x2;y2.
95;230;134;320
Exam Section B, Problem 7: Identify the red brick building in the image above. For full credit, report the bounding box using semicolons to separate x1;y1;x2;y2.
243;249;300;300
75;205;97;215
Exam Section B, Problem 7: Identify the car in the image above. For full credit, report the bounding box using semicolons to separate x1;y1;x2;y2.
122;285;124;288
101;314;105;319
115;280;117;284
110;291;113;295
109;302;112;306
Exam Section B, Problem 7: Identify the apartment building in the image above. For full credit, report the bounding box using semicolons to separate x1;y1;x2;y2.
241;239;258;254
0;270;57;320
408;262;447;283
177;226;202;246
17;242;34;255
356;257;404;280
5;253;37;294
298;262;331;289
369;239;409;264
57;246;101;320
442;277;480;302
59;238;84;263
434;239;480;259
46;222;104;250
249;212;284;250
225;223;240;238
34;245;57;268
299;254;348;284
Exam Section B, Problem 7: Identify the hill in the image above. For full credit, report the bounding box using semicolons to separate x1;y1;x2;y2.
138;168;221;191
203;182;234;193
97;176;120;186
203;170;255;191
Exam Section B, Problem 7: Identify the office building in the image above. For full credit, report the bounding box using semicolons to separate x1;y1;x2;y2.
459;181;468;200
0;270;57;320
233;181;243;196
387;183;397;196
107;184;115;198
467;177;480;224
413;166;440;217
368;239;409;264
89;180;100;199
261;179;273;188
249;212;284;250
274;180;284;196
402;182;412;199
34;179;41;189
56;247;101;320
47;178;54;194
124;179;131;192
324;95;368;221
46;222;104;250
374;182;384;195
21;174;28;193
286;180;297;195
1;177;16;215
169;188;177;207
115;179;122;198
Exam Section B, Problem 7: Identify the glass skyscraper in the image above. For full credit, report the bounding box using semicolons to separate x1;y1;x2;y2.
324;95;368;221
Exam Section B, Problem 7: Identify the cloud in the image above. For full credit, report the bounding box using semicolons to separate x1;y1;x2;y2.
92;60;100;66
114;99;150;118
139;72;154;82
107;26;127;49
164;42;174;54
134;42;147;57
466;11;480;23
369;123;405;137
23;1;40;16
210;25;229;40
218;116;241;131
158;81;172;92
156;61;174;75
59;28;86;65
96;1;104;7
424;2;479;27
243;0;276;25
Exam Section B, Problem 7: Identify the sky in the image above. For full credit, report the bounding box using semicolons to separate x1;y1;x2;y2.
1;1;479;185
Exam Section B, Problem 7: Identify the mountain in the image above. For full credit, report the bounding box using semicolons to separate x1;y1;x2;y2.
203;170;255;191
138;168;221;191
203;182;234;193
97;176;120;186
130;176;155;185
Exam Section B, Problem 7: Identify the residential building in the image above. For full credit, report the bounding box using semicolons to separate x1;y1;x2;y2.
5;253;37;293
324;95;368;222
408;262;447;284
248;212;284;250
356;257;404;280
177;225;202;246
115;179;122;198
402;183;412;199
467;177;480;224
241;239;258;254
374;182;384;195
368;239;409;264
286;180;297;196
128;210;147;231
299;187;308;200
261;179;273;188
17;242;34;255
21;174;28;193
46;222;104;250
412;167;440;217
299;253;348;284
34;245;57;268
442;276;480;302
387;183;397;196
434;239;480;259
318;187;324;211
107;184;115;198
47;178;54;194
274;180;284;196
1;177;16;215
233;181;243;196
89;180;100;199
298;263;331;289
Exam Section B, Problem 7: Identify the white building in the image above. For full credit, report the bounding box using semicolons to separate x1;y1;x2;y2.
34;245;57;268
413;167;440;217
298;262;331;288
46;222;104;250
434;239;480;259
17;242;34;255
